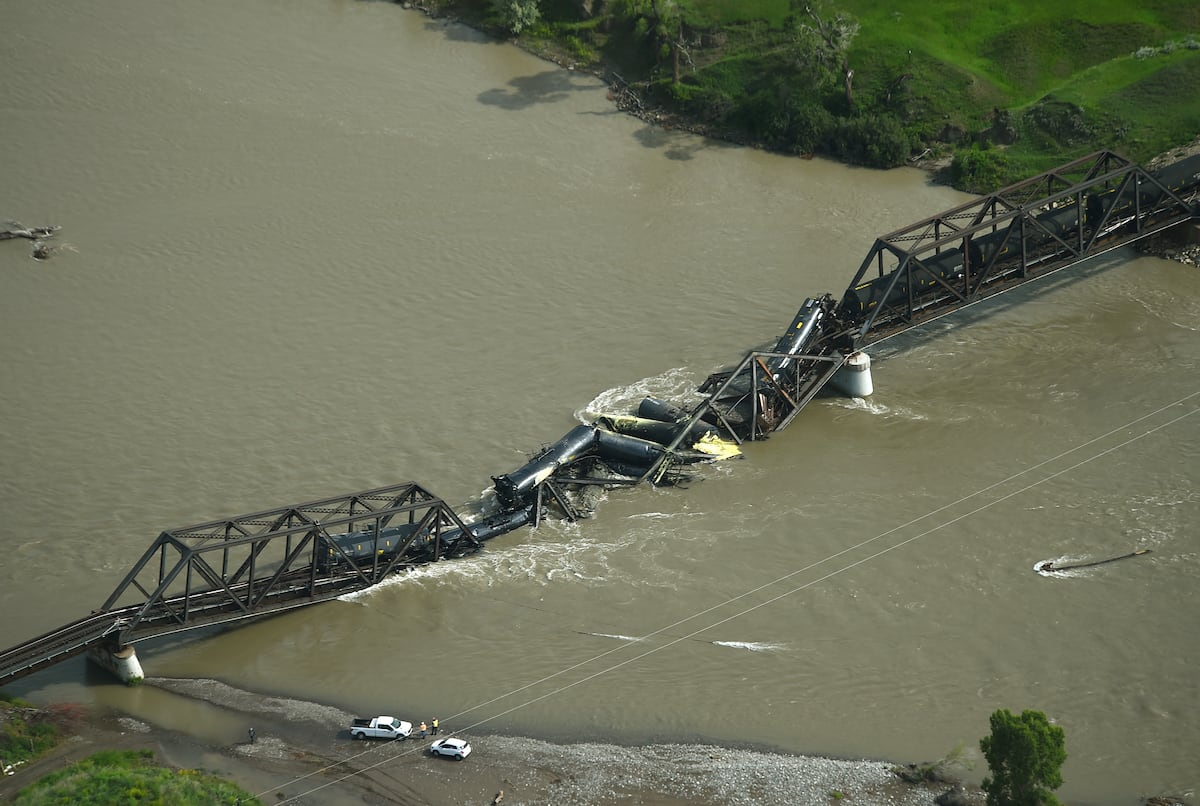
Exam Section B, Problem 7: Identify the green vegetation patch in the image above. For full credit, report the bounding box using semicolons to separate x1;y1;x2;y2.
13;749;261;806
982;21;1161;97
1103;50;1200;155
1;695;63;766
701;0;790;27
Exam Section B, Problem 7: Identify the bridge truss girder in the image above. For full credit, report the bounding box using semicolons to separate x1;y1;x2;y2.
843;150;1198;345
690;347;846;443
100;482;468;646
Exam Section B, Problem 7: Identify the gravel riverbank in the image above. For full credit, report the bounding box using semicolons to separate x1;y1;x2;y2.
1;679;980;805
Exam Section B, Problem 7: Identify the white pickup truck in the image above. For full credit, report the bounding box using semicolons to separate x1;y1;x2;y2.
349;716;413;740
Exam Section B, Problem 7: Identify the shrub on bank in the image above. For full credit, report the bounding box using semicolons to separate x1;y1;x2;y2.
0;695;61;767
950;146;1013;194
826;112;913;167
13;749;261;806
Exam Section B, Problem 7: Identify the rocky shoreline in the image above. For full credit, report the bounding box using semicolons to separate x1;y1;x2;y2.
1140;235;1200;267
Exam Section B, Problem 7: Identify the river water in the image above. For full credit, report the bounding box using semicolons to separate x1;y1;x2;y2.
2;2;1197;803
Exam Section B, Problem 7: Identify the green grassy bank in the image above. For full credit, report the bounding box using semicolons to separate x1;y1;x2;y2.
424;0;1199;191
10;750;260;806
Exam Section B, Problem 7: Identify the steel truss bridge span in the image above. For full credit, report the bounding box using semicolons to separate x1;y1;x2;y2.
838;150;1200;346
0;483;470;685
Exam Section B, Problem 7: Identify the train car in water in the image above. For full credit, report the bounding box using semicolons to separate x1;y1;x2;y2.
316;506;534;571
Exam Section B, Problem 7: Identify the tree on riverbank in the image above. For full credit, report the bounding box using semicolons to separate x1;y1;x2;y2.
980;708;1066;806
493;0;541;34
787;2;859;109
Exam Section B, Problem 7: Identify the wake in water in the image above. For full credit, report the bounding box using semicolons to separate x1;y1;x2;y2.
710;640;787;652
338;512;696;603
1034;548;1152;577
828;395;927;421
1033;556;1087;578
579;632;644;643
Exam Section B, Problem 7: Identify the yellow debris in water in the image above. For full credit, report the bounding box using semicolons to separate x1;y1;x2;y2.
691;432;742;460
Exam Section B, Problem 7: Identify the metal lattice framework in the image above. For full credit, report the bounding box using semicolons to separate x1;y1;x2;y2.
99;482;469;645
843;150;1199;344
690;348;845;443
0;483;472;684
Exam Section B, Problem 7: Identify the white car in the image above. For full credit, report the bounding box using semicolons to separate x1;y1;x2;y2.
429;737;472;759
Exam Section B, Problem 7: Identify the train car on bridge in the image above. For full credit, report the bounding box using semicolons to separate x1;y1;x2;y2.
316;506;534;571
839;153;1200;326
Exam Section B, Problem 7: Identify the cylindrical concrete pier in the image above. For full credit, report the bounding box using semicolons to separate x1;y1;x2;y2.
87;643;144;686
831;351;873;397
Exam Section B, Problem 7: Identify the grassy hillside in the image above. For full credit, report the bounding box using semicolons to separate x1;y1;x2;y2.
434;0;1199;189
837;0;1200;175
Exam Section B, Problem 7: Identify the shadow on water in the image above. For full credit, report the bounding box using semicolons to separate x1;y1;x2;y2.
390;3;736;161
477;68;599;110
424;18;486;43
631;123;735;162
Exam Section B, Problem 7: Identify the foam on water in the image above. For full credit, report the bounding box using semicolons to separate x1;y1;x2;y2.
583;632;644;642
338;510;697;603
578;367;708;422
827;396;927;420
627;511;706;521
710;640;787;652
1033;555;1094;578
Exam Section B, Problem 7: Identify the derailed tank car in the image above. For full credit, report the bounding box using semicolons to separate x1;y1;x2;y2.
316;506;534;571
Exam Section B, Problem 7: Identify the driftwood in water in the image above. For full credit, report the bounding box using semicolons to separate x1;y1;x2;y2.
3;221;62;260
1;223;60;241
1036;548;1151;573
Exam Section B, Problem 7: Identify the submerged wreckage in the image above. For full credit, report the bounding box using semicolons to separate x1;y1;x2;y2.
475;292;867;536
281;293;866;586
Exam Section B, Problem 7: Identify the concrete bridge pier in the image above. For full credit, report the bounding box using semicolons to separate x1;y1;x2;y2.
830;351;873;397
87;643;144;686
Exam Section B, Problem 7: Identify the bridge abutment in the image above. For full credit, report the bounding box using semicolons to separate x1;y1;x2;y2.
87;643;144;686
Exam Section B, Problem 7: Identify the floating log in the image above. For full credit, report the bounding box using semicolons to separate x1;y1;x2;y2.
1036;548;1151;573
1;223;59;241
